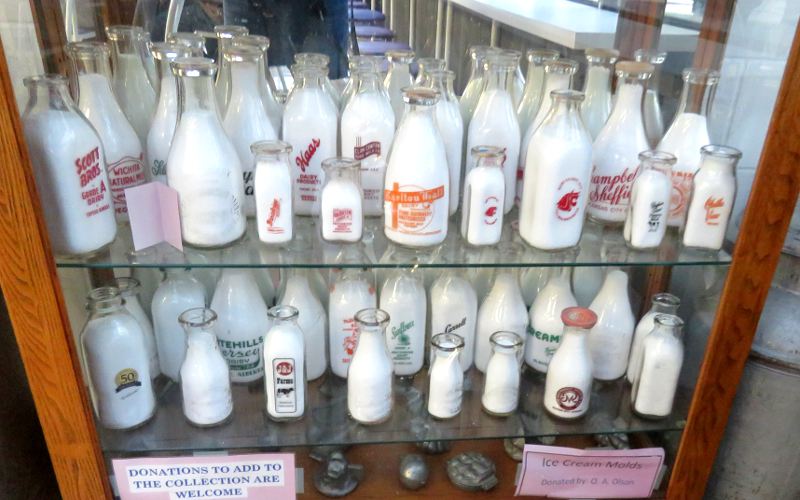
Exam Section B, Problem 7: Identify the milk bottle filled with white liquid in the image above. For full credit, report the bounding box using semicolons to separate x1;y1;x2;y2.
427;69;463;215
234;34;282;133
682;145;740;250
525;267;577;373
581;49;619;139
429;269;477;371
631;314;684;418
516;49;560;140
348;308;393;424
263;305;307;421
213;25;249;114
279;268;327;380
67;42;147;222
624;151;675;250
466;53;520;214
222;45;278;217
283;65;338;216
384;50;415;126
518;59;578;205
21;75;116;255
252;141;294;244
380;267;427;377
482;331;523;416
320;157;364;243
295;52;340;109
460;46;497;124
329;267;377;378
415;57;446;86
474;271;529;373
105;26;156;147
627;293;680;385
341;65;395;216
167;57;245;247
115;277;159;378
588;61;653;224
383;87;449;247
634;49;668;147
427;333;464;419
544;307;596;419
461;146;505;246
504;49;526;108
519;90;593;250
588;269;635;380
658;68;719;227
147;42;192;184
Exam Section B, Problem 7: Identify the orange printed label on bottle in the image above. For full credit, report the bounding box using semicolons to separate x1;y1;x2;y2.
704;196;725;225
384;183;445;234
670;171;694;217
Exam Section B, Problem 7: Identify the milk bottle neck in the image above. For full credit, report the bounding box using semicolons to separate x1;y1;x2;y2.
229;58;261;99
560;326;589;349
484;64;513;93
675;73;718;117
187;328;218;349
584;63;612;97
177;72;219;119
87;287;125;316
609;77;646;123
402;101;436;121
356;71;382;95
542;91;583;128
70;49;113;80
429;75;456;103
107;27;147;73
652;314;684;341
24;77;76;114
650;298;679;315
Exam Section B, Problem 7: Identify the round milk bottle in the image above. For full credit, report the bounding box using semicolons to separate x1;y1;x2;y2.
461;146;505;246
627;293;680;385
588;269;635;380
429;269;478;371
213;25;249;114
263;305;307;421
167;57;246;247
67;42;147;222
415;57;446;85
516;49;560;138
474;271;529;373
427;69;463;215
525;267;577;373
631;314;684;419
482;331;523;416
658;68;719;227
588;61;653;224
320;157;364;243
623;151;675;250
544;307;596;419
279;268;328;380
519;90;593;250
283;65;338;216
634;49;668;147
384;50;415;126
380;267;427;377
115;277;159;378
427;333;464;419
21;74;116;255
329;267;377;378
466;53;520;214
252;141;294;244
348;308;393;424
233;34;283;134
580;48;619;139
383;87;450;247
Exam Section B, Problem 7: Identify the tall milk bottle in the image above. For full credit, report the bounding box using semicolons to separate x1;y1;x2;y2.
519;90;593;250
341;64;395;217
279;268;328;381
518;59;578;205
380;267;427;377
588;269;635;380
626;293;680;385
525;267;577;373
213;25;249;115
383;87;450;247
516;49;560;144
430;270;478;371
503;49;526;108
105;26;156;147
222;44;278;217
466;53;520;214
233;34;283;133
658;68;719;227
21;74;117;255
634;49;668;147
427;69;464;215
580;49;619;139
384;50;415;126
623;151;676;250
588;61;653;225
459;46;498;126
329;266;377;378
474;270;529;373
283;65;338;216
67;42;147;222
167;57;245;247
295;52;341;109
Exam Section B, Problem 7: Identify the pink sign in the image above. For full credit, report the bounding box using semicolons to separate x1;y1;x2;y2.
515;445;664;498
125;182;183;251
112;453;295;500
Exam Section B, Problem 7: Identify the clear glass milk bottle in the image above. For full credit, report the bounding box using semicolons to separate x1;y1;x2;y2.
80;286;155;429
461;145;505;246
427;69;464;215
474;270;529;373
588;269;635;380
380;267;427;377
544;307;596;419
427;333;464;419
627;293;680;385
178;308;233;427
525;267;577;373
167;32;206;56
329;266;377;378
263;305;307;421
624;151;676;250
415;57;446;85
460;45;497;125
466;53;520;214
658;68;719;227
348;308;394;424
66;42;147;222
682;145;740;250
147;42;192;184
341;65;395;217
581;48;619;139
516;49;560;137
233;34;282;133
115;277;159;379
429;269;478;371
631;314;685;419
321;157;364;243
279;268;328;381
588;61;653;224
384;50;415;126
482;331;523;416
283;65;339;216
383;87;450;247
295;52;340;109
252;140;294;244
213;24;249;113
634;49;668;147
21;74;116;255
519;90;593;250
167;57;246;247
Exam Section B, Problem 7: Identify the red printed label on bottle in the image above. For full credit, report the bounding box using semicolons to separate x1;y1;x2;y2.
704;196;725;225
295;138;321;172
556;386;583;411
108;153;146;216
332;208;353;233
266;198;284;233
669;171;693;218
272;358;297;413
353;138;381;160
588;166;637;214
556;177;582;221
384;183;445;235
75;146;112;218
484;196;499;225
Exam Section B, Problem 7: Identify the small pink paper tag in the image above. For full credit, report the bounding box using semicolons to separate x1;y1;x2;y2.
112;453;295;500
125;182;182;251
515;445;664;498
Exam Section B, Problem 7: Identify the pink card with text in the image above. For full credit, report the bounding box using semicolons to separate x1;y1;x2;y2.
125;182;182;251
515;445;664;498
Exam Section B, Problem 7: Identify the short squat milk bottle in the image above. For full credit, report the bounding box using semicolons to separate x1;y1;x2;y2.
682;145;740;250
252;140;294;244
213;25;249;113
279;268;328;381
380;267;427;377
634;49;668;147
67;42;147;222
427;69;464;215
233;34;283;133
348;308;394;424
588;269;635;380
179;308;234;427
429;269;478;371
115;277;159;379
658;68;719;227
21;74;116;255
263;305;307;421
461;145;505;246
627;293;680;385
588;61;653;224
482;331;523;416
320;157;364;243
632;314;685;419
525;267;577;373
329;267;377;378
384;50;415;126
167;57;246;247
80;287;155;429
519;90;593;250
474;271;529;373
516;49;560;137
427;333;464;419
580;48;619;139
383;87;449;247
544;307;596;419
283;65;338;216
624;151;676;250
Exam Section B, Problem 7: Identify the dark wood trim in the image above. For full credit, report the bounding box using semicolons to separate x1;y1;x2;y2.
614;0;667;59
28;0;68;74
692;0;737;70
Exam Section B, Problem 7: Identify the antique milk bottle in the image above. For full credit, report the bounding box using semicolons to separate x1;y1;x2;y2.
320;157;364;243
213;24;249;113
348;308;394;424
634;49;668;147
525;267;577;373
384;50;415;126
429;269;478;371
632;314;685;419
115;277;159;378
580;48;619;139
460;45;497;125
252;140;294;244
624;151;676;250
415;57;446;85
482;331;523;416
263;305;307;421
279;268;328;381
427;69;463;215
461;145;505;246
295;52;340;109
588;269;635;380
627;293;680;385
517;49;559;137
380;267;427;377
427;333;464;419
21;74;116;255
233;34;282;133
544;307;596;419
329;267;377;378
340;56;366;111
474;271;529;373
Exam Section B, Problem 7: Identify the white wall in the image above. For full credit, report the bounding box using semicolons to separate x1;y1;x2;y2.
0;0;45;109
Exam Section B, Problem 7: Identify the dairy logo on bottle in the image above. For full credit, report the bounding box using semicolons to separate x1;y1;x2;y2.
589;167;637;210
353;136;381;160
484;196;499;225
670;171;693;217
276;361;293;376
114;368;142;393
75;146;110;211
556;177;583;221
108;153;146;214
648;201;665;231
266;198;284;233
343;317;359;357
273;358;297;413
151;159;166;178
332;208;353;233
444;317;467;334
391;320;414;346
384;182;445;234
704;197;724;225
295;138;321;172
556;386;583;411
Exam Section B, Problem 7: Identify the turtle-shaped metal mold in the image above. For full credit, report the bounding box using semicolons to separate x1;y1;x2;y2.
446;452;498;491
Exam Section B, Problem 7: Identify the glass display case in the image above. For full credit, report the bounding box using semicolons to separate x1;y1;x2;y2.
0;0;797;498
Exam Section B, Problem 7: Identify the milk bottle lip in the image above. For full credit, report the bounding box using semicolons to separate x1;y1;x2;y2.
150;41;192;61
322;156;361;176
544;59;579;75
431;332;465;351
295;52;330;68
682;67;721;85
355;308;390;328
23;74;68;87
653;313;684;329
550;89;585;103
179;307;218;328
401;86;439;105
66;41;110;58
489;331;523;349
427;69;456;81
561;306;598;329
652;292;681;308
470;145;504;160
585;48;619;65
251;139;292;156
233;34;271;52
638;150;677;165
526;49;560;63
113;276;142;298
221;44;262;63
700;144;742;160
171;57;216;77
386;50;415;63
615;61;654;79
634;48;667;65
213;25;249;39
417;57;446;70
105;25;145;41
267;304;300;321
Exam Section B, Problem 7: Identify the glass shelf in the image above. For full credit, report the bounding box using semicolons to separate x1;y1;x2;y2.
99;368;689;454
57;217;730;270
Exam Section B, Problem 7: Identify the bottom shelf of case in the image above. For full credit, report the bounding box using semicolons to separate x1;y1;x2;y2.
99;368;689;454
